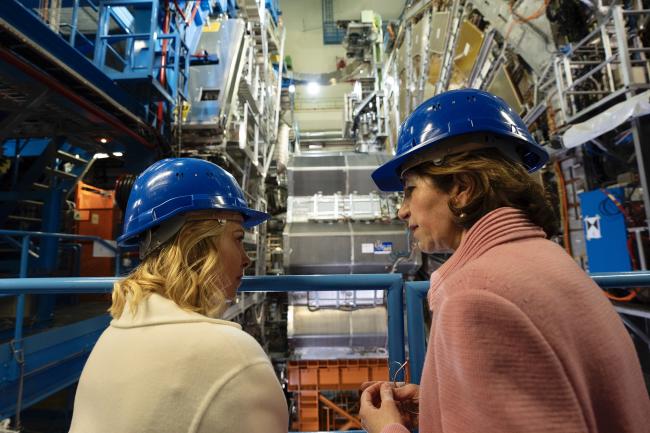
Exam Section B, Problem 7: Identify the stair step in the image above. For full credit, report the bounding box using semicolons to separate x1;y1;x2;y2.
20;199;44;206
45;167;78;180
32;182;49;190
57;149;89;165
8;215;42;223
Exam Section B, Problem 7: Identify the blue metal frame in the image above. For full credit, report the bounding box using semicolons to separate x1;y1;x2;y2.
93;0;212;106
0;274;405;420
0;315;111;420
404;281;429;385
1;0;145;118
0;229;120;407
321;0;345;45
404;272;650;385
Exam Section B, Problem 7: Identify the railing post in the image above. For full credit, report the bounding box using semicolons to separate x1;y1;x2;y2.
10;235;30;382
69;0;80;46
405;281;429;385
14;235;30;342
386;276;405;381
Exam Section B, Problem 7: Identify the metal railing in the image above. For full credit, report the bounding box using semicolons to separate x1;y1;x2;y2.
0;229;119;387
553;6;650;123
405;271;650;384
0;273;405;423
3;270;648;423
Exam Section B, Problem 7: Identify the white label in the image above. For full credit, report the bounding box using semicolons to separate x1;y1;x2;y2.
91;213;99;224
93;240;117;257
361;243;374;254
374;241;393;255
584;215;602;240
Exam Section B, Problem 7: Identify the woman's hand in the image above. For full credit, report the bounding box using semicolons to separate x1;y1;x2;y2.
359;382;420;433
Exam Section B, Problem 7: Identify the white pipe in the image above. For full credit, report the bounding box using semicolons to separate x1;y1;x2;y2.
277;123;290;173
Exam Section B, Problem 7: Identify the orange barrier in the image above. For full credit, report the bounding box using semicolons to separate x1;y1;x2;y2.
74;181;119;277
287;358;390;431
287;358;389;391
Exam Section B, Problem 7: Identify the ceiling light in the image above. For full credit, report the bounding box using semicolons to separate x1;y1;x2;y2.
307;81;320;95
288;84;296;93
93;152;109;159
112;152;124;157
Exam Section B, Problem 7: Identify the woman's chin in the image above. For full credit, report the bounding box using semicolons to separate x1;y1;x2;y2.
421;242;454;254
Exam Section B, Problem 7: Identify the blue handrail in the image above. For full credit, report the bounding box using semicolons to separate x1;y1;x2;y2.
0;275;405;373
0;229;118;255
0;273;406;385
405;271;650;384
404;280;429;386
0;229;120;386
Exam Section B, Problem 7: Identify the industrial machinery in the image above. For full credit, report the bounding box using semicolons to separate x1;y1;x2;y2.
1;0;650;431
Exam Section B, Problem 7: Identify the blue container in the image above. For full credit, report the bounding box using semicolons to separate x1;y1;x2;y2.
578;187;632;272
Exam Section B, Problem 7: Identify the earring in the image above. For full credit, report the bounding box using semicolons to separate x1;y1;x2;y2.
459;212;467;220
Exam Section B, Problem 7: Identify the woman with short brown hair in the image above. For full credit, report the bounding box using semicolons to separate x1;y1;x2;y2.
360;89;650;433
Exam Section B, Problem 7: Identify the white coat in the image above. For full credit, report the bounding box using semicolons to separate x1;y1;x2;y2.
69;293;288;433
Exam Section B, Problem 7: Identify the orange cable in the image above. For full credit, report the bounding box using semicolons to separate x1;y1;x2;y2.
173;0;187;22
509;0;551;24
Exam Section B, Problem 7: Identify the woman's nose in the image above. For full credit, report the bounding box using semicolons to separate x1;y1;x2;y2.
397;202;410;221
241;249;251;270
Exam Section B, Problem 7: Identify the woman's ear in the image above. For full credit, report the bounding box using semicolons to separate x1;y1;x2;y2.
451;173;474;208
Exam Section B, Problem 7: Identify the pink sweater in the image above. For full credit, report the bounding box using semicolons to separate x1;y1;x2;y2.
385;207;650;433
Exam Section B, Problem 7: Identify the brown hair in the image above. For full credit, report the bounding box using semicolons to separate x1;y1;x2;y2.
110;215;231;319
405;148;558;237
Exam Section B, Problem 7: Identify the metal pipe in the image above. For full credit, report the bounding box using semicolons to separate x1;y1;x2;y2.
614;304;650;319
622;9;650;15
563;18;610;57
11;236;30;383
405;281;429;384
590;271;650;287
299;131;343;140
630;228;648;270
387;277;406;381
0;273;408;381
273;26;286;141
564;54;619;92
0;229;118;253
299;137;354;144
621;316;650;349
6;272;650;296
467;29;496;89
1;236;38;258
69;0;80;46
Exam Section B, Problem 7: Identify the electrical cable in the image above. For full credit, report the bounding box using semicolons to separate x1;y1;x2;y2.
115;174;137;212
509;0;552;23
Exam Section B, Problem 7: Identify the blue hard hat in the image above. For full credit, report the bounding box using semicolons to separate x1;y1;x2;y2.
117;158;270;246
371;89;549;191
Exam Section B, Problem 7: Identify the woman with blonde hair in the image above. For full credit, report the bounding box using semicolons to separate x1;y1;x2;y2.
359;89;650;433
69;158;288;433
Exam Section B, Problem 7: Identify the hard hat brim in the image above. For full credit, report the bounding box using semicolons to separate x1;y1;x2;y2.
117;205;271;247
371;133;549;192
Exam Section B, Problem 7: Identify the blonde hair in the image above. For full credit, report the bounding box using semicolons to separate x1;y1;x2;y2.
406;148;559;237
110;214;231;319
